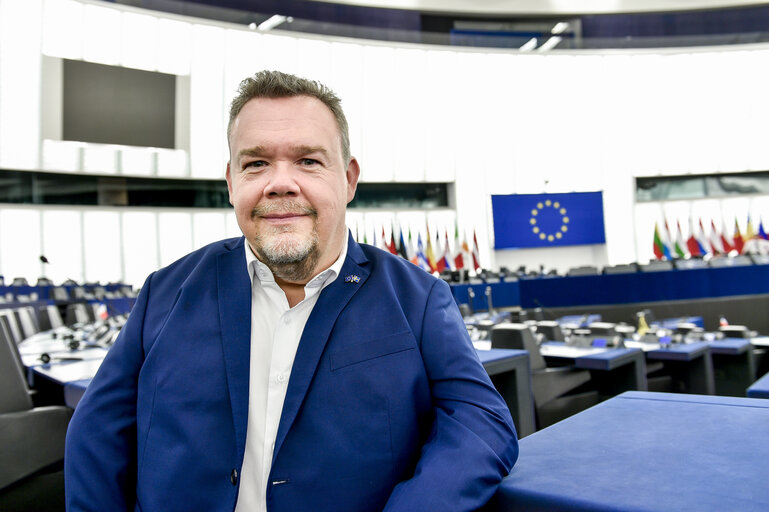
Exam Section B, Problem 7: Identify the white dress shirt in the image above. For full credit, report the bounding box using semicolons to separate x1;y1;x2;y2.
234;236;348;512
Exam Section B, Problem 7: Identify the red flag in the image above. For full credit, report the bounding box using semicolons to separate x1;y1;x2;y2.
453;224;465;270
471;230;481;271
719;219;734;253
733;218;745;254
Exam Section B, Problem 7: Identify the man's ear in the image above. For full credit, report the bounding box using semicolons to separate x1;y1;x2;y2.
225;161;234;206
346;157;360;204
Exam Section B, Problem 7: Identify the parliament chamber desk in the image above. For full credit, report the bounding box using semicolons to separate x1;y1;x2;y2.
477;348;536;438
747;371;769;398
708;338;756;396
490;392;769;512
19;331;532;430
624;341;715;395
539;344;648;398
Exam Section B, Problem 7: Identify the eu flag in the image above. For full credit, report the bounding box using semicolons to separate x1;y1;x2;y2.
492;192;606;249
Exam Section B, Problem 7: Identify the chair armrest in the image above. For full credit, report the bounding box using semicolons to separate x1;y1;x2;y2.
0;406;72;490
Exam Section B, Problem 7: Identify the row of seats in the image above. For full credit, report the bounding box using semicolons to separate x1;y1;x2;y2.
0;307;72;510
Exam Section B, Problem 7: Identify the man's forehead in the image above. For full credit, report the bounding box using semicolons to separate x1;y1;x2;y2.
231;96;342;153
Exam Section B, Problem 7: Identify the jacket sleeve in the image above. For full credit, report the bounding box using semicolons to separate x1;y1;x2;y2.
383;279;519;511
64;274;154;511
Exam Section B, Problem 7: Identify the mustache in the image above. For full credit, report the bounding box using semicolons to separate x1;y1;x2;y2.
251;201;318;218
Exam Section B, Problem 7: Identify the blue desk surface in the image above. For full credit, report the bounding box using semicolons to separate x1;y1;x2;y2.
476;348;529;366
495;391;769;511
645;341;710;361
747;372;769;399
540;342;642;371
709;338;752;355
572;348;644;371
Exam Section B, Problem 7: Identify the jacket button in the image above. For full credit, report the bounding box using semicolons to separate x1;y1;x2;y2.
230;469;238;486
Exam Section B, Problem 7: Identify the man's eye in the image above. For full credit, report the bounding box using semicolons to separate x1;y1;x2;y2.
244;160;266;169
300;158;319;166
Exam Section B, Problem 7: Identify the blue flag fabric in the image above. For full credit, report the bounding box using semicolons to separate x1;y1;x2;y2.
492;192;606;249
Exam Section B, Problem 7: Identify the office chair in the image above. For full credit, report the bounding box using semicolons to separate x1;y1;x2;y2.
64;303;90;326
491;323;599;429
536;320;565;342
0;323;72;510
37;305;64;332
566;266;599;276
14;307;40;339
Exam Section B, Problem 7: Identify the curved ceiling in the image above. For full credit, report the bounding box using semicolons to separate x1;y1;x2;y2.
305;0;769;16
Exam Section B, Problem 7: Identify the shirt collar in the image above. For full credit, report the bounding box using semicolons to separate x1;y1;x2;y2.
245;233;348;291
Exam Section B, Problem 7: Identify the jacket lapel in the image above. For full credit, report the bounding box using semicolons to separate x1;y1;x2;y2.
216;237;252;460
272;235;370;461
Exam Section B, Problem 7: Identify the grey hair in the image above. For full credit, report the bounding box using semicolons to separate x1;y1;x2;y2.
227;70;351;163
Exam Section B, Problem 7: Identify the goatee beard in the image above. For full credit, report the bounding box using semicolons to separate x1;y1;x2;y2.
251;201;320;282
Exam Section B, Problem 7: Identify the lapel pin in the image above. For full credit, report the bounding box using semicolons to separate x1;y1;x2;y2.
344;275;361;284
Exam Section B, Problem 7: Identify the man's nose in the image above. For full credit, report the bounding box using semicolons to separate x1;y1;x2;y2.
263;164;301;197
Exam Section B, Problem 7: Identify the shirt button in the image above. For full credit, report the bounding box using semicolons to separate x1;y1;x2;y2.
277;373;287;383
230;468;238;486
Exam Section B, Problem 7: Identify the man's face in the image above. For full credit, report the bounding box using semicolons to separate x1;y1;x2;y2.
226;95;359;283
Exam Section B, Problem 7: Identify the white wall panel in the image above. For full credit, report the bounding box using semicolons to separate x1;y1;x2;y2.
122;211;159;287
0;0;42;170
189;24;226;179
42;0;83;59
295;38;334;88
226;211;241;239
82;4;121;65
193;211;227;249
392;48;428;182
360;45;396;182
0;209;42;283
121;12;157;71
158;212;193;267
42;210;84;284
82;211;122;283
330;42;364;164
423;50;457;182
157;18;192;76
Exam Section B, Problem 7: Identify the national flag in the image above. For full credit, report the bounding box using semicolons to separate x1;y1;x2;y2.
673;220;687;259
709;219;725;255
415;233;431;272
697;219;713;255
719;219;734;254
382;226;397;255
471;230;481;271
746;215;756;241
425;226;437;272
453;224;465;270
397;225;410;260
435;229;451;272
759;219;769;241
653;223;666;260
686;218;706;257
661;221;674;259
733;218;745;254
408;229;418;265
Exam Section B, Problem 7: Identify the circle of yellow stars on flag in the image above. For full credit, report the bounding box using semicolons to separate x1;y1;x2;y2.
529;199;569;242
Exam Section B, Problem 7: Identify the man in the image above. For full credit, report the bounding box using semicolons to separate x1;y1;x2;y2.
65;70;518;511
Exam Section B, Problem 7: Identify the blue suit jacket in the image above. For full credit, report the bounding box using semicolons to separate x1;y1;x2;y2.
65;235;518;511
